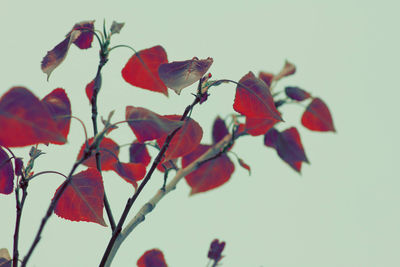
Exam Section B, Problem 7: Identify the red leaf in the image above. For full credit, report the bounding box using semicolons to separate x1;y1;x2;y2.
126;106;183;142
258;72;274;87
285;86;311;101
85;79;95;102
41;88;71;141
182;145;234;195
233;72;282;121
273;60;296;81
77;137;120;171
237;158;251;175
245;117;278;136
0;87;66;147
157;115;203;162
54;168;106;226
112;162;146;188
212;116;229;144
41;21;94;80
264;127;308;172
122;46;168;96
301;98;335;132
41;30;80;80
129;141;151;167
137;249;168;267
69;21;95;49
0;147;14;195
158;57;213;95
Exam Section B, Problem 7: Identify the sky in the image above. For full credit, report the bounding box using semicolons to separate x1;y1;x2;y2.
1;0;400;266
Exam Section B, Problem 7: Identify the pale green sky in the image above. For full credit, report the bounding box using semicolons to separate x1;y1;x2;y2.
1;0;400;266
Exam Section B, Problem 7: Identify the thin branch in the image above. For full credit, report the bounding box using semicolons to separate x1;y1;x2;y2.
104;134;233;266
13;176;28;267
90;49;116;232
99;92;203;267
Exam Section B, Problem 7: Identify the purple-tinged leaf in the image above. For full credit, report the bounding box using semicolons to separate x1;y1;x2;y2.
158;57;213;95
0;147;14;195
285;86;311;101
301;98;335;132
126;106;183;142
212;116;229;144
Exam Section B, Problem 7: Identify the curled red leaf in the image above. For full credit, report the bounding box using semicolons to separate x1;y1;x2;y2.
69;21;95;49
0;87;66;147
54;168;106;226
0;147;14;195
157;115;203;162
126;106;183;142
301;98;335;132
122;45;169;96
41;21;94;80
158;57;213;95
137;249;168;267
182;145;234;195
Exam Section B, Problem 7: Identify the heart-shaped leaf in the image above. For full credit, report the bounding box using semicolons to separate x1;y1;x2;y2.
264;127;308;172
0;87;66;147
233;72;282;121
237;158;251;175
0;147;14;195
137;249;168;267
122;45;169;96
182;144;234;195
157;115;203;162
54;168;106;226
158;57;213;95
41;88;71;141
126;106;183;142
301;98;335;132
285;86;311;101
